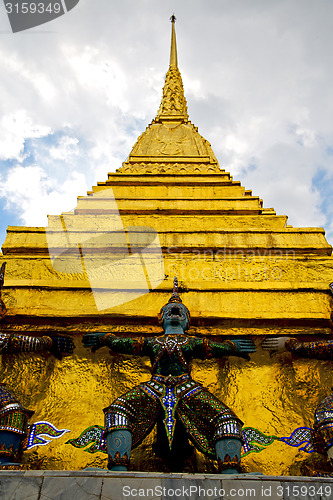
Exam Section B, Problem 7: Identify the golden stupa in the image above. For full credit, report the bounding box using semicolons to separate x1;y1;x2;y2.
0;18;333;475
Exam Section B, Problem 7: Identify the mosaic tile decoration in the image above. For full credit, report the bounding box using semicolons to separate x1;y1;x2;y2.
25;421;70;449
66;425;317;457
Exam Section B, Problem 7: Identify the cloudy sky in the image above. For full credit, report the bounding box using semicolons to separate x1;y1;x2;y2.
0;0;332;247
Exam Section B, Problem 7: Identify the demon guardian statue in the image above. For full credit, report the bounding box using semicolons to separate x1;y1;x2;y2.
0;262;74;469
83;278;255;473
262;283;333;477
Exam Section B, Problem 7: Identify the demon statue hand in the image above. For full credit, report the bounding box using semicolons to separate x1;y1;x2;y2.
262;286;333;475
0;262;75;469
83;278;256;473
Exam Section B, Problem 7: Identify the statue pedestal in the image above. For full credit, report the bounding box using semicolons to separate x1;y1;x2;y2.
1;470;333;499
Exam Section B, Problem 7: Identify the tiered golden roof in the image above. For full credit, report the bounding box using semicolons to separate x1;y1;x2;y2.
1;17;332;324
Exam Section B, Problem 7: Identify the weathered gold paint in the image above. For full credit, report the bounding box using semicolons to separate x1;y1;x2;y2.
0;21;333;475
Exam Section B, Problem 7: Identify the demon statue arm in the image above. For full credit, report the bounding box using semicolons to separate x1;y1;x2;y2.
83;333;255;360
262;337;333;360
192;337;255;361
83;332;146;355
0;333;74;359
285;339;333;360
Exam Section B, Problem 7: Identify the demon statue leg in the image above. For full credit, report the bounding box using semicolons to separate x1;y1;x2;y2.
0;386;34;469
213;412;243;474
313;393;333;472
0;430;24;468
104;402;133;471
215;438;242;474
106;430;132;471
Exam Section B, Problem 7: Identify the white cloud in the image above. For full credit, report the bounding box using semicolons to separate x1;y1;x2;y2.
62;44;130;112
0;165;86;226
49;135;80;160
0;111;51;161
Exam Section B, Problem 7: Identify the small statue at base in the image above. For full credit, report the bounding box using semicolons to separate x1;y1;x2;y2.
0;262;74;469
83;278;256;473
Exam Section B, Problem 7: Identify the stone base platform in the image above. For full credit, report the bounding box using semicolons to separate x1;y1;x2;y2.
1;470;333;500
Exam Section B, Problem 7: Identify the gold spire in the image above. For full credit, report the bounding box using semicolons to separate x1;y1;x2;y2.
170;14;178;67
156;15;188;121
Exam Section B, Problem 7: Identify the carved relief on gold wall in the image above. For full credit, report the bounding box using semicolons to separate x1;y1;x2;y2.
128;122;219;161
118;162;221;174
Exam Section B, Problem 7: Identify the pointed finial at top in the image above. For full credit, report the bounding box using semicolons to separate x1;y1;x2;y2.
170;14;178;68
168;276;182;303
173;276;178;293
156;16;188;120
